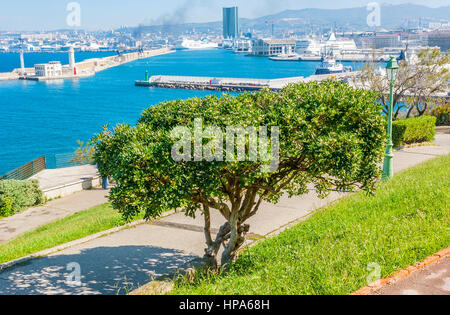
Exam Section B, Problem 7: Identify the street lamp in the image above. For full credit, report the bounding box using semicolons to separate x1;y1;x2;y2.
382;56;399;181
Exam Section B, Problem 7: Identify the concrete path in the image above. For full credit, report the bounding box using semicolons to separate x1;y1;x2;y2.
30;165;99;191
371;257;450;295
0;132;448;295
0;188;109;244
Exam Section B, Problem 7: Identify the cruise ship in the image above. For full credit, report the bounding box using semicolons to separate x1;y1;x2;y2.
315;56;352;75
176;39;219;50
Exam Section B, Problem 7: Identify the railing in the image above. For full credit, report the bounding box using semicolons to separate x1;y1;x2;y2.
46;152;91;169
0;156;46;181
0;151;94;181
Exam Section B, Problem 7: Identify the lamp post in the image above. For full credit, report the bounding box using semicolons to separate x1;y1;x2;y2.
382;56;399;181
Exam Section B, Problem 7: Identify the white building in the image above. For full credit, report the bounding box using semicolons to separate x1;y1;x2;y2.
234;39;252;53
34;61;62;77
251;39;297;56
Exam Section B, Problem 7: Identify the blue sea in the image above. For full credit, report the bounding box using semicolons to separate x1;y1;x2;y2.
0;49;361;175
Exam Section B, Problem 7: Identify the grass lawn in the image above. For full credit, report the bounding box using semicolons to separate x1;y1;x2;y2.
0;203;143;264
172;154;450;295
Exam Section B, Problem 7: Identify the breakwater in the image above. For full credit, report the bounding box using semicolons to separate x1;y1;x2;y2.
0;48;175;82
135;72;360;92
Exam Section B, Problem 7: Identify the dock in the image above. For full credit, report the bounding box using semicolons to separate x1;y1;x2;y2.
0;48;175;82
135;72;359;92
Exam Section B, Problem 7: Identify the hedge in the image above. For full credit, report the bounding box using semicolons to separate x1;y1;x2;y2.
0;180;44;217
392;116;437;148
430;104;450;126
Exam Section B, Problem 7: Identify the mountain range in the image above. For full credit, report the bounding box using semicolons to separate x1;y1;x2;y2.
132;3;450;36
246;3;450;29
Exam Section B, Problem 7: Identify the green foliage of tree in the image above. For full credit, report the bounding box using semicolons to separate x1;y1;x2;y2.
69;140;96;166
92;81;386;267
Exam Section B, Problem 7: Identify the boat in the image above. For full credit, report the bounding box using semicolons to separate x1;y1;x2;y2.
315;56;352;75
176;39;218;50
268;44;300;61
269;54;300;61
298;54;322;61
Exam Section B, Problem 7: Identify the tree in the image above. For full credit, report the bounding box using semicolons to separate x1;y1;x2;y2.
358;48;449;120
69;140;96;165
405;48;449;118
92;81;386;268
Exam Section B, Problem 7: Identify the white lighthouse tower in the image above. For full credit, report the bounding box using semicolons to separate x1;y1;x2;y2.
68;47;76;74
20;50;25;75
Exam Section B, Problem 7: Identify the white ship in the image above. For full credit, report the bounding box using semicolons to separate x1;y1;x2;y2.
315;56;352;75
176;39;218;50
269;54;300;61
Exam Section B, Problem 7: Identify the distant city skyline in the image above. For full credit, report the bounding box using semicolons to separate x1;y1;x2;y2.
1;0;449;31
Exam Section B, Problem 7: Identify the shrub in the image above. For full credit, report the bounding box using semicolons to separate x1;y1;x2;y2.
392;116;437;147
0;179;44;217
429;103;450;126
0;196;13;217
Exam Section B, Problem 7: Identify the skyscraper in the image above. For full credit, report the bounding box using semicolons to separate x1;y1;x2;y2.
223;7;239;39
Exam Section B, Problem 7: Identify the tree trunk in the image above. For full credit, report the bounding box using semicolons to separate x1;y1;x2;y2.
406;104;415;118
203;206;231;270
201;190;259;268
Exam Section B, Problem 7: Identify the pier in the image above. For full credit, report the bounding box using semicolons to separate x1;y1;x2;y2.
0;48;175;82
135;72;359;92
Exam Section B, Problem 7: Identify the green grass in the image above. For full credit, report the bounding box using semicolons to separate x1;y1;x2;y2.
172;154;450;295
0;203;143;264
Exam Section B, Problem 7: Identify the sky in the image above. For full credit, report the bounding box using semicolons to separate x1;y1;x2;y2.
0;0;449;31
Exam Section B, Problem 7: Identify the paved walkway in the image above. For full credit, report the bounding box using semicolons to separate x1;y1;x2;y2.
0;132;448;295
371;257;450;295
30;165;99;191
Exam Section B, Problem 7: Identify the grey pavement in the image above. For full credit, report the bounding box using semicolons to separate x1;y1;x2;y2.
0;132;448;295
0;188;109;244
371;257;450;295
30;165;99;190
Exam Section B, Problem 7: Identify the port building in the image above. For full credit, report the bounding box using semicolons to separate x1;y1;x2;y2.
34;61;62;77
251;39;297;56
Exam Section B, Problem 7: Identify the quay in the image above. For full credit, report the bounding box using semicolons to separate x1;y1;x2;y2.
0;48;175;82
135;72;359;92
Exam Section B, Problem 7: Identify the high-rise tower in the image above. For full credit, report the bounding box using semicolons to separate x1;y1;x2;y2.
223;7;239;39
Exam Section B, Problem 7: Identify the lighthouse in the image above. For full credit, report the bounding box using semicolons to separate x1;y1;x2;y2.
20;50;25;75
68;47;76;75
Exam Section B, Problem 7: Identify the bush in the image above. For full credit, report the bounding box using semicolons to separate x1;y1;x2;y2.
392;116;437;147
429;103;450;126
0;196;13;217
0;179;44;217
